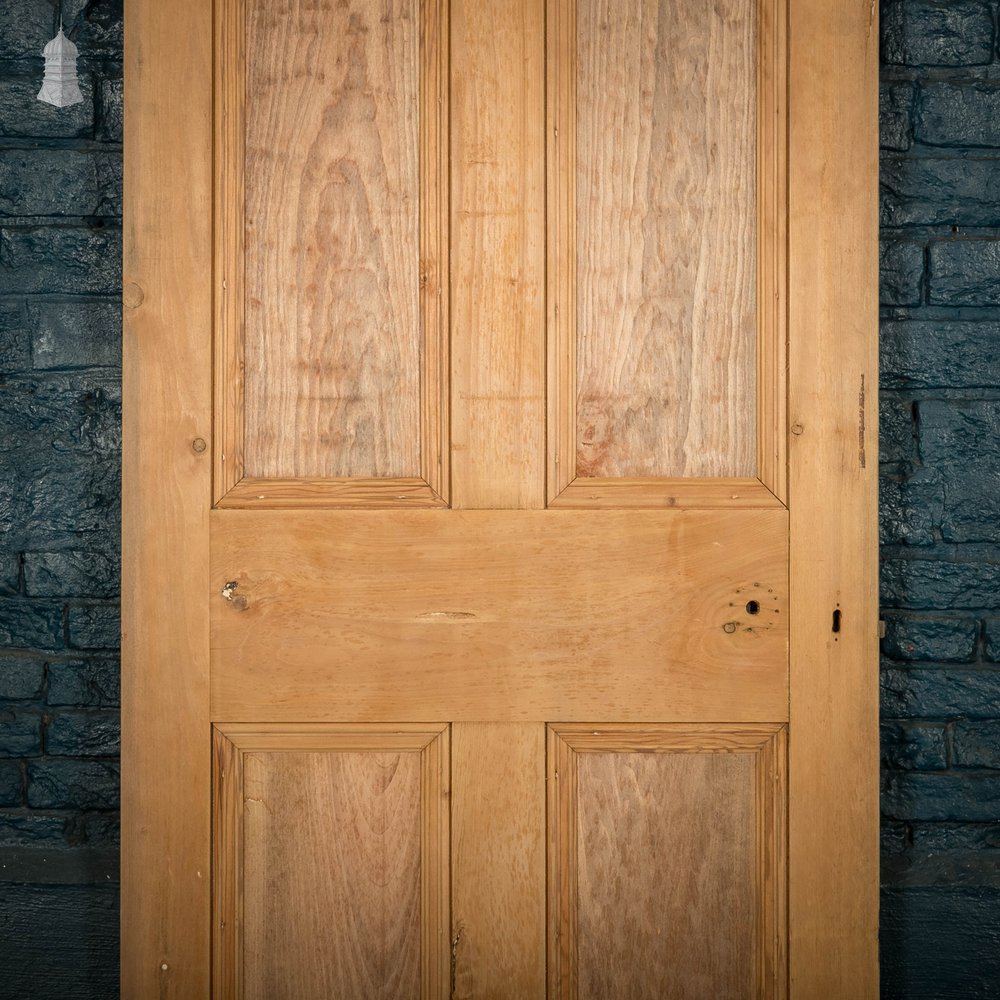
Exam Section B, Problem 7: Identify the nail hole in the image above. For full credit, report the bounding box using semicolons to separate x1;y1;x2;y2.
746;600;760;615
832;609;842;633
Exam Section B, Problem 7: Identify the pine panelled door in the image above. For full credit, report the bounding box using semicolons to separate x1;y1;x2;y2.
122;0;878;997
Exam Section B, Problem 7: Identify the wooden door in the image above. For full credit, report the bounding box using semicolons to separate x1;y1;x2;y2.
122;0;879;997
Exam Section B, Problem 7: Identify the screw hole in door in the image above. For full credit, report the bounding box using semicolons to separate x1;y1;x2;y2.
745;600;760;615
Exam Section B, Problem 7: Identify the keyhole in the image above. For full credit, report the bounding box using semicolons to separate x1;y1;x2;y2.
832;608;842;633
745;600;760;615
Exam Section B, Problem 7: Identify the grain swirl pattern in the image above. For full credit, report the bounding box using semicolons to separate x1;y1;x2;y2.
244;0;421;479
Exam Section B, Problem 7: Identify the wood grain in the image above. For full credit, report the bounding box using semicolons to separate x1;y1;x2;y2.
450;0;546;508
243;0;421;480
573;0;757;479
243;751;421;999
217;476;446;508
213;725;450;1000
121;0;212;995
756;0;788;502
212;728;243;1000
578;752;754;998
546;0;578;499
549;476;783;508
451;724;545;999
787;0;880;994
211;508;789;722
549;725;786;999
214;0;245;499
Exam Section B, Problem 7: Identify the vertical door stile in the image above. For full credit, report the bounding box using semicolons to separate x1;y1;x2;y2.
122;0;214;994
787;0;880;993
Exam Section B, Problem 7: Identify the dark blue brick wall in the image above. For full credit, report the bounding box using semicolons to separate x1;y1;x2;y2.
880;1;1000;996
0;2;121;997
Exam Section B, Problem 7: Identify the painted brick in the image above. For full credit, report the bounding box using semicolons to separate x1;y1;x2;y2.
880;240;924;305
0;598;64;651
882;772;1000;822
23;550;118;599
0;0;58;60
881;154;1000;228
27;299;122;370
0;373;122;452
0;301;30;374
920;400;1000;542
881;558;1000;610
880;476;937;547
881;667;1000;719
880;398;916;464
0;462;121;552
0;810;120;851
63;812;118;850
26;760;119;810
910;823;1000;852
953;722;1000;769
0;762;22;806
46;711;119;757
0;150;117;218
0;552;18;596
929;239;1000;306
880;82;914;152
65;0;125;57
46;658;119;708
0;884;118;1000
0;374;121;550
881;321;1000;390
98;155;122;217
0;75;94;140
881;722;949;770
0;225;121;296
883;615;978;662
882;888;1000;1000
98;77;123;143
882;820;910;856
916;84;1000;148
0;812;73;848
881;0;994;67
985;619;1000;662
66;603;119;651
0;710;42;757
0;655;45;701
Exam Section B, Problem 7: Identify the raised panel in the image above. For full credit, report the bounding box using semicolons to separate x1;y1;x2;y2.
547;0;787;505
548;725;787;999
576;0;756;479
214;0;449;505
210;508;789;722
213;724;450;999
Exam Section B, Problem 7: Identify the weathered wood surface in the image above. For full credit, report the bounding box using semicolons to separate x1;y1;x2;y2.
243;0;422;479
574;0;757;479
